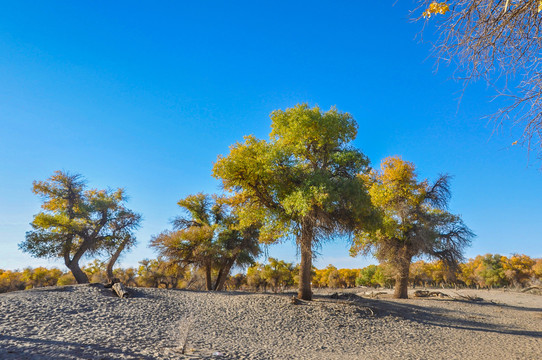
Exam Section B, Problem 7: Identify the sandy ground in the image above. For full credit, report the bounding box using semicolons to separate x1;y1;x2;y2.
0;285;540;359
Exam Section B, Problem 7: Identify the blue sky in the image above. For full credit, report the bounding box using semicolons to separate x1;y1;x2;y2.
1;1;541;271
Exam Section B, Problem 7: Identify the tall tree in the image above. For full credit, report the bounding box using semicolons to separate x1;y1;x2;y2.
351;156;474;298
150;193;260;291
419;0;542;156
19;171;141;284
213;104;378;300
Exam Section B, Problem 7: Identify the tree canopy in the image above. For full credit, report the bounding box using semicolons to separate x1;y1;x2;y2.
351;156;474;298
213;104;378;300
150;193;261;291
19;171;141;284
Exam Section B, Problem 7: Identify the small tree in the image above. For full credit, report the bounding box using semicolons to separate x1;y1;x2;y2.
213;104;378;300
356;265;378;287
246;263;266;291
261;258;295;292
150;193;261;291
351;156;474;298
502;254;535;287
19;171;141;284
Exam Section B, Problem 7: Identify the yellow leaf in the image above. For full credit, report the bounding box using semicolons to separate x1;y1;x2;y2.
423;2;450;19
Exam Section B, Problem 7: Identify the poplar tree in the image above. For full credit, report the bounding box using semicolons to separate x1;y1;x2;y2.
20;171;141;284
213;104;377;300
351;156;474;298
150;193;260;291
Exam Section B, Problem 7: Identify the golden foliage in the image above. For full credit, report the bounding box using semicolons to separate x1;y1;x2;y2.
423;2;450;18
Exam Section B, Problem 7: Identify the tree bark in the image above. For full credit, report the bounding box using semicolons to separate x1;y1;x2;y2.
66;259;89;284
106;238;129;282
394;260;410;299
205;262;213;291
112;282;130;298
62;234;89;284
298;218;313;300
213;268;223;291
215;256;237;291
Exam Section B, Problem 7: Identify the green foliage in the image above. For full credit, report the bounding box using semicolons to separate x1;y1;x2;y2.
213;104;375;242
213;104;377;299
137;258;186;288
19;171;141;283
352;156;474;298
356;265;378;287
261;258;295;292
150;193;261;291
246;263;266;291
225;273;247;290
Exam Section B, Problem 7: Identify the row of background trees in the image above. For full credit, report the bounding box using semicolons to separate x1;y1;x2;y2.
2;253;541;294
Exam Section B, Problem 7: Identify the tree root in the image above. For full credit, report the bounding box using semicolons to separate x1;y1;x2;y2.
521;285;542;293
453;293;484;302
413;290;451;298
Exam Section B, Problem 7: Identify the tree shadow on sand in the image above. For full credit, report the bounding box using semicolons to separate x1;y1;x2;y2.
337;293;542;339
0;334;154;360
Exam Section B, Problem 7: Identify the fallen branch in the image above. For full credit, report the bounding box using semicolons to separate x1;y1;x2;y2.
112;282;130;298
367;291;387;299
414;290;451;298
521;286;542;293
453;293;484;302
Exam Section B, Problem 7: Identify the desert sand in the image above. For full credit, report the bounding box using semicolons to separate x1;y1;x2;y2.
0;285;540;359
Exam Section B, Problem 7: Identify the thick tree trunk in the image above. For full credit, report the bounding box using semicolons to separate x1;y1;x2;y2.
394;260;410;299
298;219;313;300
215;256;237;291
63;237;88;284
66;260;89;284
213;268;223;291
205;263;213;291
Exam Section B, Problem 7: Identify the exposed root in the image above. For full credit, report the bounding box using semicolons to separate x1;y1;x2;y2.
521;286;542;293
367;291;387;299
453;293;484;302
413;290;451;298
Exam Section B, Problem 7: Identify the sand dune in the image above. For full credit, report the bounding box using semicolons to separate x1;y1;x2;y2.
0;285;540;359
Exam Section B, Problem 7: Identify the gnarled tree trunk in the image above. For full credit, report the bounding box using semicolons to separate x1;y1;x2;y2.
214;255;238;291
63;244;89;284
298;217;313;300
66;259;89;284
106;238;129;282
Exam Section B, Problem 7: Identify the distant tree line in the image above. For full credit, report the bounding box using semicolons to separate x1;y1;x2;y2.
2;253;541;294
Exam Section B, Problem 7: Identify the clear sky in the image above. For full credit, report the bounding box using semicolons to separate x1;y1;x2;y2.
1;1;541;272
